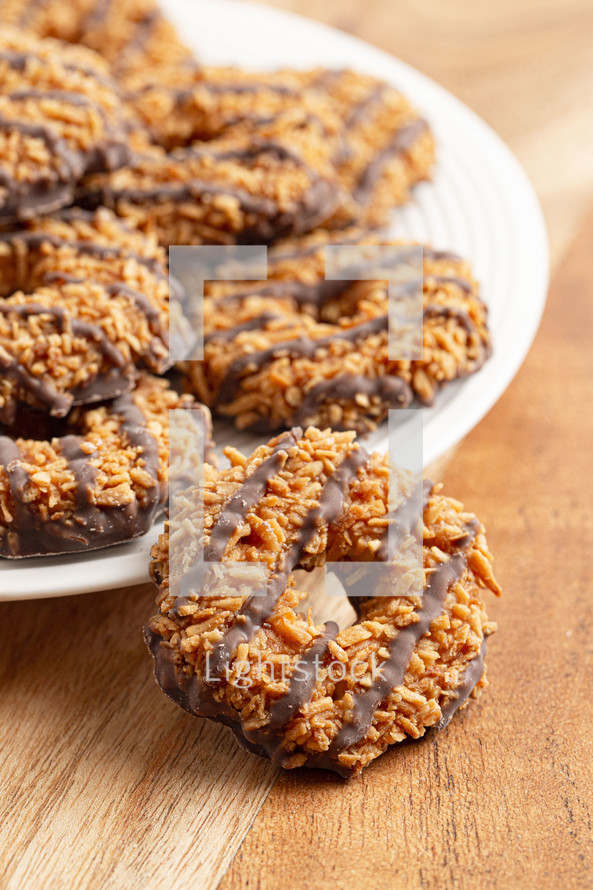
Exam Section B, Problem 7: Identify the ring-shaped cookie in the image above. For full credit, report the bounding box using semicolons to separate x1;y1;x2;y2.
0;207;190;423
0;27;132;220
146;427;500;777
0;373;209;558
128;65;435;228
184;228;491;434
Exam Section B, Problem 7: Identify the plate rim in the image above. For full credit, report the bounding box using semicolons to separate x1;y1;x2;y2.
0;0;549;601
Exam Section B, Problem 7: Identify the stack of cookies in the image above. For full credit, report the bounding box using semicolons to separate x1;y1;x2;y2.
0;0;500;776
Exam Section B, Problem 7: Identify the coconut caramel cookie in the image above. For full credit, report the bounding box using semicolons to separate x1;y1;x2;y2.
0;0;193;79
0;28;133;221
126;65;346;149
0;373;211;558
310;68;435;228
78;120;338;247
76;0;193;80
182;228;491;434
127;65;435;227
145;426;500;777
0;207;192;424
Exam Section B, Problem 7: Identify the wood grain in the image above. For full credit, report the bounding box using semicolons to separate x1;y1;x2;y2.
0;585;278;890
2;1;593;888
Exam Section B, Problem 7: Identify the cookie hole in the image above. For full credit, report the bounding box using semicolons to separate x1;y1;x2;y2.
293;566;357;631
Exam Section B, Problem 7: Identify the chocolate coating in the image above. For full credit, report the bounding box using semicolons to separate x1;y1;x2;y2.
0;374;210;558
0;28;133;220
146;428;501;776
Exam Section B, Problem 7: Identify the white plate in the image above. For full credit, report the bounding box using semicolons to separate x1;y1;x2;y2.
0;0;549;601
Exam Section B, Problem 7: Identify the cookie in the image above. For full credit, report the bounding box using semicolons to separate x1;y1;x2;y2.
78;122;338;247
78;0;193;80
0;27;133;220
0;373;211;558
182;228;491;434
145;427;500;777
126;65;342;150
0;207;191;423
308;68;435;228
0;0;192;79
127;65;435;226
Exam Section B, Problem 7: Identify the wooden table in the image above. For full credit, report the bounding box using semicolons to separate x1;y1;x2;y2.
2;2;593;888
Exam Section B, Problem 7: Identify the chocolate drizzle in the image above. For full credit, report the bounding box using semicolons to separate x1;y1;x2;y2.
0;340;72;420
9;88;103;110
266;623;339;732
79;142;337;244
425;274;473;294
241;621;340;764
0;301;131;417
423;303;474;335
203;245;480;431
0;215;184;414
178;139;310;168
0;49;115;89
216;314;390;406
0;113;75;172
146;444;493;777
123;10;159;58
0;389;160;558
0;227;162;276
0;46;131;219
0;301;125;361
204;430;298;563
144;75;297;104
324;553;467;757
210;251;465;314
455;516;481;550
268;242;460;266
153;620;342;770
205;443;369;676
354;118;429;202
82;0;112;30
435;638;487;730
204;311;280;344
172;430;300;600
291;373;413;431
344;83;387;131
267;230;371;264
212;278;348;310
0;50;30;70
85;176;277;217
372;477;427;567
